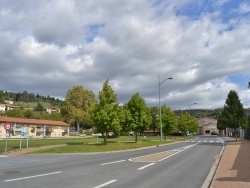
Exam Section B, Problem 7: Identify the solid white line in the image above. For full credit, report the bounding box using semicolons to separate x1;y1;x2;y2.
93;180;117;188
5;171;62;182
101;160;126;165
137;163;155;170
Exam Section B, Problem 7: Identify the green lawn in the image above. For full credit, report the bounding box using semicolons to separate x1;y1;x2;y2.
0;136;190;154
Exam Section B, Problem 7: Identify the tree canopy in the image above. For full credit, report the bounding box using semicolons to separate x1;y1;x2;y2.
90;79;122;145
218;90;247;141
125;92;152;142
63;85;96;131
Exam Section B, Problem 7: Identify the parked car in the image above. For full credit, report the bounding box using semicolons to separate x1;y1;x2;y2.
211;131;217;135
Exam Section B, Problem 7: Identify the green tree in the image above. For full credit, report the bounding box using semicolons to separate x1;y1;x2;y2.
149;106;159;136
90;79;122;145
217;109;228;136
5;109;24;118
220;90;247;142
161;105;177;140
24;109;34;118
177;112;197;137
64;85;96;131
34;102;44;111
125;92;152;142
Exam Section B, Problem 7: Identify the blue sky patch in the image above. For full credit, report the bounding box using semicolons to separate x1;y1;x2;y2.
85;24;105;43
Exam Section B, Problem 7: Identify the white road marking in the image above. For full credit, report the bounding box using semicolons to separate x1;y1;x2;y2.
93;180;117;188
101;160;126;165
0;155;7;157
210;141;213;142
4;171;62;182
137;163;155;170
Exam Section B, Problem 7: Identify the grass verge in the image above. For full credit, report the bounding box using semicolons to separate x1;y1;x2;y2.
0;136;191;155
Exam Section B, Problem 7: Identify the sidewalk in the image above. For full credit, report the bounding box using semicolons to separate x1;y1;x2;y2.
210;139;250;188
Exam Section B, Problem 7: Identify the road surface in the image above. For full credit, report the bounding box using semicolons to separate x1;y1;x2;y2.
0;136;228;188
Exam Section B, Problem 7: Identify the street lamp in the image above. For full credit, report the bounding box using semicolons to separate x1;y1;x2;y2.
188;102;197;115
158;75;173;142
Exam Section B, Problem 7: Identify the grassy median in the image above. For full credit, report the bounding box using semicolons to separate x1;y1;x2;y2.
0;136;190;154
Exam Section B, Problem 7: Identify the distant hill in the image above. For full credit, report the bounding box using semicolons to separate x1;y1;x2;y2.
175;108;221;119
0;90;64;107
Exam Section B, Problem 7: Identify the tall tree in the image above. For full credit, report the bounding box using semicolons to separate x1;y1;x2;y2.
64;85;96;131
90;79;121;145
219;90;247;142
217;109;228;136
125;92;152;142
161;105;177;140
149;106;159;136
177;112;197;137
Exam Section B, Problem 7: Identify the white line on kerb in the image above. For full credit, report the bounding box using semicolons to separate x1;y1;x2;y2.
101;160;126;165
5;171;62;182
93;180;117;188
138;163;155;170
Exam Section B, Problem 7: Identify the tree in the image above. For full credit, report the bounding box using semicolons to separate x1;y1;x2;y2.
217;109;228;136
219;90;247;142
177;112;197;137
149;106;159;136
5;109;24;118
34;102;44;111
125;92;152;142
64;85;96;131
90;79;122;145
161;105;177;140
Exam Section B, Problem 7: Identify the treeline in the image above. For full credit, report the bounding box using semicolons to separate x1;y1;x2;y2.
175;109;221;119
0;90;64;107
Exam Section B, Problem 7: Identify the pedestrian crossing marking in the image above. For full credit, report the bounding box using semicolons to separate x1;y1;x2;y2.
186;140;222;143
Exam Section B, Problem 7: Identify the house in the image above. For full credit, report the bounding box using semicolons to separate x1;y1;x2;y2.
46;107;60;114
0;104;5;113
197;117;218;135
0;117;69;138
4;100;14;104
6;105;20;111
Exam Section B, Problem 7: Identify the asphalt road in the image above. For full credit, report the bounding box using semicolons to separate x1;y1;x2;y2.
0;136;228;188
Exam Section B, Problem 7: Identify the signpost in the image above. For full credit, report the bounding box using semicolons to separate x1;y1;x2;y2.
20;126;29;149
4;123;12;153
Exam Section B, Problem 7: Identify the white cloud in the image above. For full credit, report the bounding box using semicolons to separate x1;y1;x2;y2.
0;0;250;110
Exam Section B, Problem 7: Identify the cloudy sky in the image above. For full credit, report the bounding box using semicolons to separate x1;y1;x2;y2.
1;0;250;110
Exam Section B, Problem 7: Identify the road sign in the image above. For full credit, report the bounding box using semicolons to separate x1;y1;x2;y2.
4;123;12;131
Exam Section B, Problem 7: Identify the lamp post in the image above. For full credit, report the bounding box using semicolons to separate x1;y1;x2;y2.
188;102;197;115
158;75;173;142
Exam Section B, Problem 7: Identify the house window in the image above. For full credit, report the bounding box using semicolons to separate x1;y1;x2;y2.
205;130;210;134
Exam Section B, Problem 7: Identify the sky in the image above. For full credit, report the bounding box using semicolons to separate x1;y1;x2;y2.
1;0;250;110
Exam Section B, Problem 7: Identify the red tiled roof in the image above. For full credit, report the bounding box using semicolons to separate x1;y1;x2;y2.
0;117;69;126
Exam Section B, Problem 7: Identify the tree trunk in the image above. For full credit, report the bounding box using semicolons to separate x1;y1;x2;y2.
135;132;138;143
235;128;238;142
103;132;107;145
76;121;80;132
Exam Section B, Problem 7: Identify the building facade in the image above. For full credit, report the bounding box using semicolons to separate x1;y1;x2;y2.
0;117;69;138
198;117;218;135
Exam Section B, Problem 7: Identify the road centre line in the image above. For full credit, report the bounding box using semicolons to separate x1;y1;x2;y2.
158;144;196;162
138;163;155;170
93;180;117;188
101;160;126;165
4;171;62;182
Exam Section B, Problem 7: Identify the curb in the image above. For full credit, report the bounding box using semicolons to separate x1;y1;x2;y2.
201;138;225;188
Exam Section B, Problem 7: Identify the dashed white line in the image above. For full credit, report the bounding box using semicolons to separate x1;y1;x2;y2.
93;180;117;188
4;171;62;182
137;163;155;170
101;160;126;165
